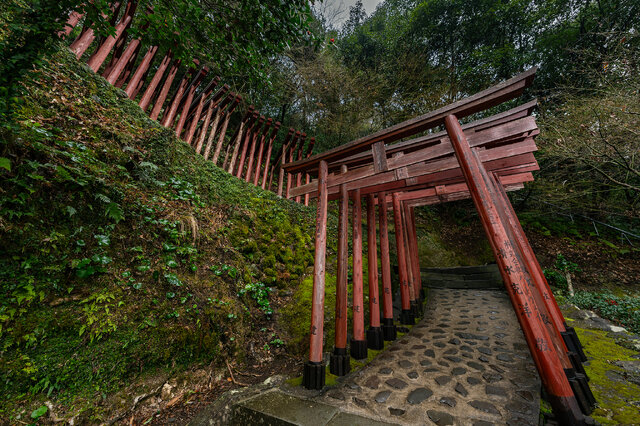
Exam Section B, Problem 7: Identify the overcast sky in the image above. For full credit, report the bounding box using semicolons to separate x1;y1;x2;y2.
329;0;385;27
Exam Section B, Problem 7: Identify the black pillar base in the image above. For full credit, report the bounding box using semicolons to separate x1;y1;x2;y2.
564;324;587;362
382;318;397;341
410;300;420;318
350;339;368;360
367;326;384;350
329;347;350;376
568;351;588;380
302;361;325;390
547;393;588;426
565;368;594;415
400;309;415;325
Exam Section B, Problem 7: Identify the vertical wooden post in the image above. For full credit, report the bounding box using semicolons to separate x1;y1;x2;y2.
329;166;350;376
393;193;414;325
402;202;418;316
366;194;384;349
303;137;316;206
351;188;368;359
303;160;328;390
294;134;307;203
185;94;206;145
160;70;192;128
277;129;296;197
150;59;180;120
444;114;585;424
246;117;270;183
175;69;208;137
255;122;280;186
125;45;159;99
105;38;141;85
237;115;262;178
139;51;172;112
285;132;301;199
211;95;240;163
378;191;396;340
60;11;84;38
407;206;424;303
86;3;135;72
259;123;281;188
227;109;254;174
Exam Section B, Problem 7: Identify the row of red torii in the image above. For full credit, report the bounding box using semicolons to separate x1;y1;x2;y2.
61;6;594;424
281;69;596;425
60;1;315;194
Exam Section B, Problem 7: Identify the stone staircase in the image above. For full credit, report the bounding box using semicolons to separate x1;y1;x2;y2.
422;264;503;290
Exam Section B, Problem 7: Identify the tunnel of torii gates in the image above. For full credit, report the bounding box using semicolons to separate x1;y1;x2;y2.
282;68;597;425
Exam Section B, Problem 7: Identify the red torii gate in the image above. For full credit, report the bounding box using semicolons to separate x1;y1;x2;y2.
282;69;594;425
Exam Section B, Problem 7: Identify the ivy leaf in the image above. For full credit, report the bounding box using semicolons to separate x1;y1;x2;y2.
31;405;47;419
65;205;77;217
0;157;11;171
105;202;124;223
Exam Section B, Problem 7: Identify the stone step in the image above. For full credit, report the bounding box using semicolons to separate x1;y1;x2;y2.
230;390;395;425
421;264;500;275
426;279;503;289
422;272;502;281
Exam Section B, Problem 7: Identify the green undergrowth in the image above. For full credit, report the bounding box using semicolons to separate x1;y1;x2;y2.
0;46;324;422
569;291;640;334
573;327;640;425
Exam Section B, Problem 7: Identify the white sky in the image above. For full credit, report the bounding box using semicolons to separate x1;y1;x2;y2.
327;0;385;28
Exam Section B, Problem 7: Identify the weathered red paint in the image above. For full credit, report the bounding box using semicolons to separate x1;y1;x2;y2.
277;129;296;196
227;109;255;174
60;11;84;38
444;114;584;424
308;160;329;363
211;95;241;163
161;70;193;128
246;117;270;182
87;2;135;72
139;52;172;112
125;45;159;99
150;59;180;120
392;193;411;313
352;188;365;341
174;69;208;137
237;115;263;178
335;168;349;351
378;192;394;320
259;123;281;188
367;194;381;328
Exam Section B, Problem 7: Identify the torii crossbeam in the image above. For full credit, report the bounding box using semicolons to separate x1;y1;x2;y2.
283;69;595;425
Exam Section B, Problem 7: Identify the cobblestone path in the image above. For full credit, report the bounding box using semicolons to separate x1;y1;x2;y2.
317;288;541;425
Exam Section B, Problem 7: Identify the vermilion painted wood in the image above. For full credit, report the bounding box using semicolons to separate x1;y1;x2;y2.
246;118;271;183
288;116;537;198
227;109;255;173
125;45;159;99
139;52;172;111
285;132;302;198
150;59;180;120
161;70;194;127
211;95;241;164
401;202;416;304
255;122;280;186
196;99;219;154
444;115;584;424
331;100;538;172
175;69;208;137
294;134;308;203
487;173;572;357
105;38;142;85
378;191;394;320
335;170;349;350
284;68;536;174
60;11;84;38
87;1;135;72
352;189;365;342
304;137;316;206
297;137;538;201
367;194;381;328
407;207;422;297
114;42;141;88
70;1;119;59
259;122;281;188
185;94;206;145
276;129;295;196
237;115;263;178
392;193;411;311
308;160;329;364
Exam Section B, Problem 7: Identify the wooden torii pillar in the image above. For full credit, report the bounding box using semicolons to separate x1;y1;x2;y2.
444;114;587;424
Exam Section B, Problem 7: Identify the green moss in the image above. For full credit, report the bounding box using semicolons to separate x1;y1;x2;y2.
574;327;640;425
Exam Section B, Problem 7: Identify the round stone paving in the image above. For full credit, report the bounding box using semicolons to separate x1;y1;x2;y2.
316;288;541;425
